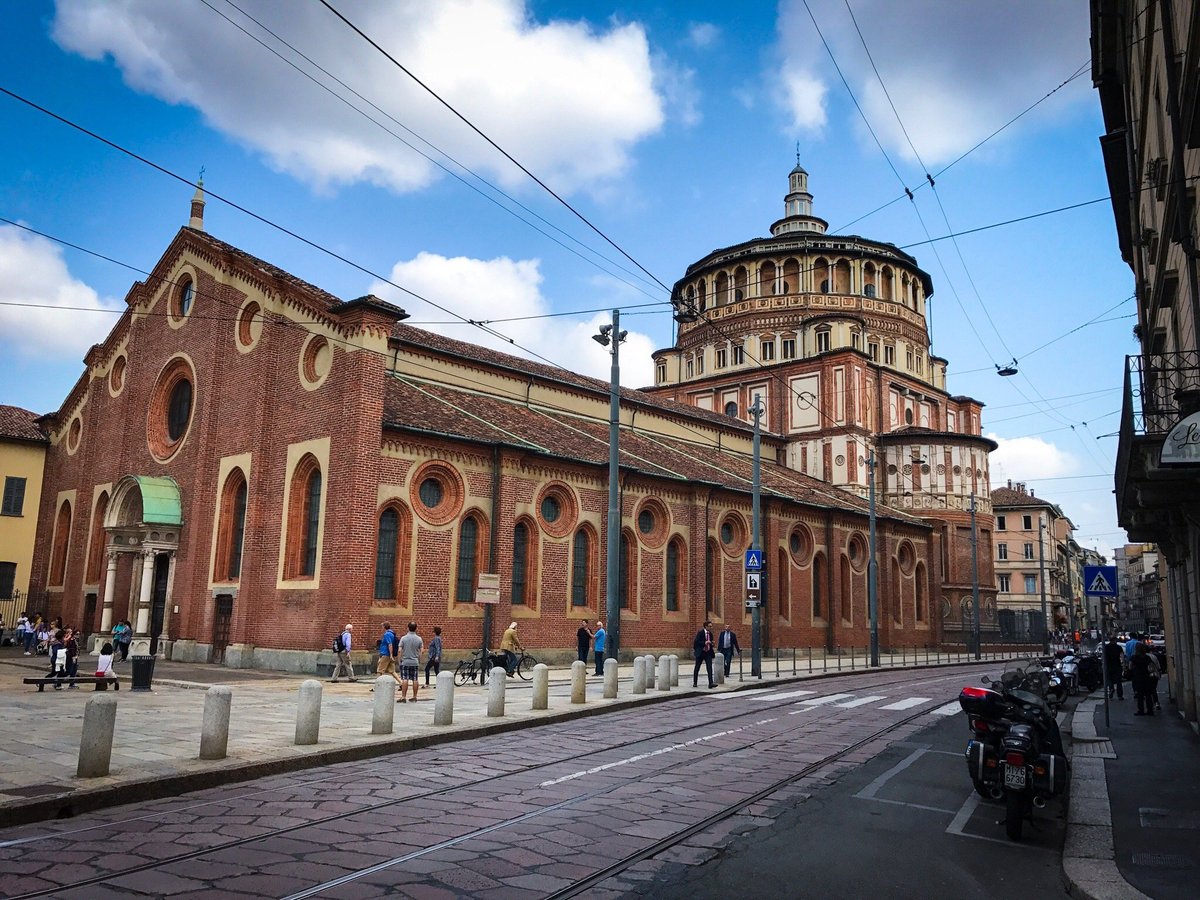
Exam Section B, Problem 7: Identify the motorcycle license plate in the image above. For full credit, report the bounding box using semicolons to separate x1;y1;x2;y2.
1004;765;1027;789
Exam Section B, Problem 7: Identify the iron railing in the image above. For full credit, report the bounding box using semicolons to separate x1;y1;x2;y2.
1126;350;1200;436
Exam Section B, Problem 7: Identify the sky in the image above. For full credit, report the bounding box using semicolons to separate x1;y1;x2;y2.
0;0;1135;556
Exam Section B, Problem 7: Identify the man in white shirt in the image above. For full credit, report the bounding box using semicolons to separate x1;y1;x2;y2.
330;623;357;683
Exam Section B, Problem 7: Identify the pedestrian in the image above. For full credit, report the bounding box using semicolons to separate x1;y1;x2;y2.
500;622;523;676
717;624;740;676
63;628;79;688
1130;642;1156;717
48;630;66;689
693;620;716;689
398;622;423;702
113;620;132;661
330;623;357;683
1146;648;1162;712
593;620;606;676
425;626;443;686
376;622;401;688
95;642;116;689
1103;633;1124;700
19;612;34;654
576;621;593;664
0;612;5;647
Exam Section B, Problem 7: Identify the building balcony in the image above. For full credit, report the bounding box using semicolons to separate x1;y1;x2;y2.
1116;352;1200;543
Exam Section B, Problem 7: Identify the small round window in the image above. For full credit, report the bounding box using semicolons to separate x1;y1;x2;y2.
167;380;192;441
724;401;738;417
638;509;655;534
418;478;444;509
789;532;801;554
720;522;734;544
541;495;561;523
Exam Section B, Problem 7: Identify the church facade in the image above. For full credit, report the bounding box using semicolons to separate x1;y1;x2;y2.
27;169;991;670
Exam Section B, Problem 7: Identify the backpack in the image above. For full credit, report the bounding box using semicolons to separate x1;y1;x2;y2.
332;633;344;653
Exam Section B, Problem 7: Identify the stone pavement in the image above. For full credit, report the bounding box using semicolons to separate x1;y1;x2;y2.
0;645;1012;828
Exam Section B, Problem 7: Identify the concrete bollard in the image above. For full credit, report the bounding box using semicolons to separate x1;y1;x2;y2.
632;656;647;694
487;666;506;717
371;675;396;735
657;655;671;691
532;663;549;710
571;660;587;703
715;659;725;685
669;655;680;687
434;671;454;726
295;679;322;745
199;685;232;760
604;657;619;699
645;655;657;689
77;694;118;778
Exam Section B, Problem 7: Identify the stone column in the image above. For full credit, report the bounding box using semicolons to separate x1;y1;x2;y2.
669;655;680;686
487;667;506;717
603;657;618;699
199;686;232;760
657;656;671;691
645;655;657;689
632;656;646;694
158;550;177;647
134;549;155;636
77;694;118;778
295;679;322;745
372;675;396;734
433;671;454;726
570;660;587;703
100;550;118;633
531;663;549;710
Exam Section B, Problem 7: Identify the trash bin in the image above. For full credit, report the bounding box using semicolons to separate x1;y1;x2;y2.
131;655;156;691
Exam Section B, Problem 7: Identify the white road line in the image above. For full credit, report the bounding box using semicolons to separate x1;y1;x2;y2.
929;701;961;717
834;695;887;708
751;689;817;701
879;697;931;710
798;693;856;706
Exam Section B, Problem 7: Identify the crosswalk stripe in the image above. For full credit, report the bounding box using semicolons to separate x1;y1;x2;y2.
879;697;931;710
752;689;817;701
930;701;961;717
798;693;855;706
834;695;887;708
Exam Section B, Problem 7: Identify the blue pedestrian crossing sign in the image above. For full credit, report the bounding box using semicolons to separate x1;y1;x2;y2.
1083;565;1118;597
744;549;763;571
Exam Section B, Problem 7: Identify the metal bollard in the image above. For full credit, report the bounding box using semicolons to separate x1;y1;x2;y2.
77;694;118;778
604;657;618;699
775;651;780;678
739;651;744;682
632;656;647;694
487;666;506;717
571;660;587;703
793;647;797;676
371;675;396;734
669;655;679;687
295;679;322;746
657;655;671;691
200;685;232;760
809;647;813;673
532;663;549;710
434;671;455;725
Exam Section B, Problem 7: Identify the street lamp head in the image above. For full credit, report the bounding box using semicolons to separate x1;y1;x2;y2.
617;330;628;343
592;333;611;347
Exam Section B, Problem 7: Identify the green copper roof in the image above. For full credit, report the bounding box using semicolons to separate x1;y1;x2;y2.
132;475;182;525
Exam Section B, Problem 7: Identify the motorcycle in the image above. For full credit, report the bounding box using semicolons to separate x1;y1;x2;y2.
1076;651;1104;692
1055;651;1079;696
958;660;1069;841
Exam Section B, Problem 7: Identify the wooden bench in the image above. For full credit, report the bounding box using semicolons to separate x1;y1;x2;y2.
23;676;121;692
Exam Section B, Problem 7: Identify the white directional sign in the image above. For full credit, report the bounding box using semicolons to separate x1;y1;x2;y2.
746;572;761;591
744;549;763;571
1083;565;1118;597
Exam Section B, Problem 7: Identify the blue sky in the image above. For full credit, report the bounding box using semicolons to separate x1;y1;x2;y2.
0;0;1133;553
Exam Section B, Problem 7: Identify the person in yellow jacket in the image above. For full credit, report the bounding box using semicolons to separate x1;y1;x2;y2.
500;622;523;675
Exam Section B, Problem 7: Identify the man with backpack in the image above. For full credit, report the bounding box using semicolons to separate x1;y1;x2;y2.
376;622;401;688
330;623;357;683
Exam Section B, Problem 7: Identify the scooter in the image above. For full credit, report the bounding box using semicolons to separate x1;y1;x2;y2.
1056;652;1079;696
959;660;1069;841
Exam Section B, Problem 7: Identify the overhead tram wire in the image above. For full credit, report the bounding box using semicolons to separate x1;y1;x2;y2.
316;0;673;295
198;0;668;302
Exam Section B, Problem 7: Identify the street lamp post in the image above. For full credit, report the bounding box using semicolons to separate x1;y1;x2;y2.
1037;517;1049;653
750;394;763;678
593;311;626;663
867;450;879;667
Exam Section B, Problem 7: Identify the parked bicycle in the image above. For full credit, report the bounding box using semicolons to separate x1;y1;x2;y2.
454;648;538;685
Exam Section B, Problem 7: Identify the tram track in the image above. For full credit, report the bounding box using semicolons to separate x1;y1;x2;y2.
2;663;996;899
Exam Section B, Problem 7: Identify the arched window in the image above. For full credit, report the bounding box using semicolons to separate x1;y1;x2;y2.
915;563;926;621
783;258;799;294
286;455;323;579
571;528;591;607
214;471;248;581
863;262;876;298
733;266;747;302
666;538;684;612
812;552;824;619
841;555;852;623
375;508;399;599
302;469;321;577
619;532;631;609
834;259;851;293
891;559;902;624
724;401;738;418
698;278;707;311
777;547;789;618
881;266;894;300
86;492;109;583
706;538;718;615
512;521;530;605
760;260;777;296
49;499;72;587
715;271;730;306
455;516;479;602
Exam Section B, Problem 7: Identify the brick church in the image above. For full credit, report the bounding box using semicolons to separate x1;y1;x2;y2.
28;166;996;670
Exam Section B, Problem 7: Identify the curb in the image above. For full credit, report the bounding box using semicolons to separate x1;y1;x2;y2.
1061;694;1151;900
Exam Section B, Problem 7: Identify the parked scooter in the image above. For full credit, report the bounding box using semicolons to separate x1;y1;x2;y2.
958;660;1069;841
1056;651;1079;696
1076;651;1104;692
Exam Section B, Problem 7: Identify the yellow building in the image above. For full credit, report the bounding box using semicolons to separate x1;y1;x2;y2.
0;405;48;629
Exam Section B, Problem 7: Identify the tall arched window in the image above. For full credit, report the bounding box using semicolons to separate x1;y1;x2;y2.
666;538;683;612
214;471;248;582
375;508;399;599
571;528;591;607
512;521;529;605
840;555;852;623
619;533;630;609
49;499;72;587
286;456;322;579
777;547;789;618
812;552;824;619
706;538;718;615
455;516;479;602
715;271;730;306
86;492;109;583
915;563;927;621
760;260;777;296
891;560;902;624
302;469;321;577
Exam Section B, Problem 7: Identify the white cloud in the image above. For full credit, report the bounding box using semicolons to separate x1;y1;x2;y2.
52;0;669;195
772;0;1092;164
687;22;719;49
987;433;1079;485
370;252;655;387
0;225;121;360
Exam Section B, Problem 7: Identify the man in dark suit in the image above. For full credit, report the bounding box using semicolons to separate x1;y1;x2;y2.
693;620;716;688
717;624;741;676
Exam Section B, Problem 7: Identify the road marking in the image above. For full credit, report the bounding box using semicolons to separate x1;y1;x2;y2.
834;695;887;708
879;697;931;710
751;689;817;701
537;718;778;787
945;791;1058;853
798;693;856;706
1140;808;1200;829
929;701;961;717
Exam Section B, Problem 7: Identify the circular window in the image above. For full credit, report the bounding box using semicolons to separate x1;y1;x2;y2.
419;478;443;509
789;525;813;565
789;532;800;554
721;523;733;544
905;409;914;425
300;335;332;390
409;461;465;526
632;498;669;547
541;495;561;523
237;301;262;351
147;356;196;462
67;417;82;454
847;533;868;572
638;509;654;534
535;483;578;537
718;514;746;555
724;401;738;418
109;356;126;396
898;540;915;575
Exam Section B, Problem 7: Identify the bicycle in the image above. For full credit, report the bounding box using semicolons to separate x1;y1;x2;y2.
453;648;538;685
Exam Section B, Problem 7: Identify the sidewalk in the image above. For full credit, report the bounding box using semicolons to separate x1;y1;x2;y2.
1062;690;1200;900
0;646;1001;828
